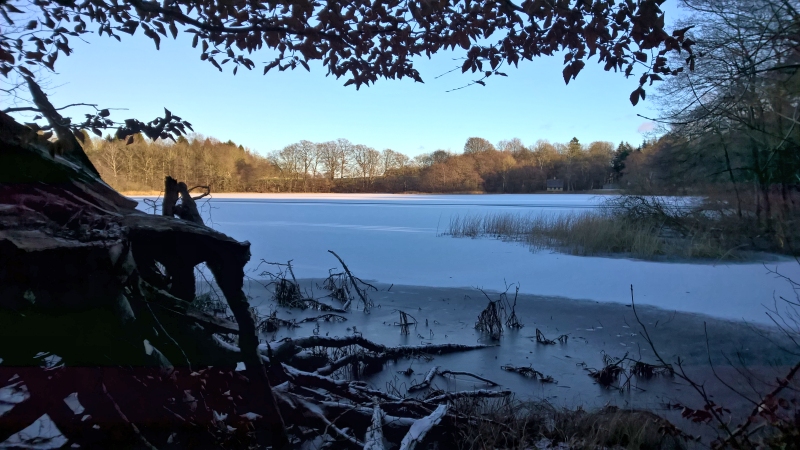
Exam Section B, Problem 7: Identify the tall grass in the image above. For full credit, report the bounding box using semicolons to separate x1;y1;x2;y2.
449;397;685;450
446;198;749;260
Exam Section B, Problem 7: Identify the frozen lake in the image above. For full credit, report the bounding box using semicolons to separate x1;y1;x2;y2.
4;193;795;447
136;193;799;326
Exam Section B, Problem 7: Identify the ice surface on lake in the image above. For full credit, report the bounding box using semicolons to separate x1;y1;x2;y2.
136;193;799;325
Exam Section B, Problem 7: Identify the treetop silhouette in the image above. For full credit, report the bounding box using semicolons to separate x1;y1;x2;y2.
2;0;693;102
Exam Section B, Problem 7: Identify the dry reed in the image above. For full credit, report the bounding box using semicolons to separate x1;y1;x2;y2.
447;204;744;260
448;397;686;450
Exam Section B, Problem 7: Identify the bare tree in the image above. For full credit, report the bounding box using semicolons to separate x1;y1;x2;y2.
463;137;496;154
93;140;124;179
297;140;316;191
352;144;381;188
309;143;321;184
380;149;399;175
653;0;800;227
276;143;302;191
317;140;339;180
497;138;525;154
335;138;354;179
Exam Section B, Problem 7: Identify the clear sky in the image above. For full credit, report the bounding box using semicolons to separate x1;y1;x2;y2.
21;1;686;158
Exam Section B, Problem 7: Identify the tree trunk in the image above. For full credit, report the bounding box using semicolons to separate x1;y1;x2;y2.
160;176;289;448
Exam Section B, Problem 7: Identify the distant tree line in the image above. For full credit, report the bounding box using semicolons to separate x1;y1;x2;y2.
84;133;645;194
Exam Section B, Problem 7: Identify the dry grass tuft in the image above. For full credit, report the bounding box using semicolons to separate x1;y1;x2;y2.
448;397;685;450
446;196;768;260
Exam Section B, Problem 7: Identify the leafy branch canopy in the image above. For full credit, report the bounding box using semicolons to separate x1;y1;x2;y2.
2;0;693;96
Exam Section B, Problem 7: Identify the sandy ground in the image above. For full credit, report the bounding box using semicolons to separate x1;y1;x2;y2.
237;278;798;437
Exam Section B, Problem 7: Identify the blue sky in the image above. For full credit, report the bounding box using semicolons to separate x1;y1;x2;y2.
25;1;685;158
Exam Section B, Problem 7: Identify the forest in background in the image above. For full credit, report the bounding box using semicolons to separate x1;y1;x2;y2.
84;134;647;194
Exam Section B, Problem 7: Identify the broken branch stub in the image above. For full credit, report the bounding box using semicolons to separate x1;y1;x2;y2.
395;309;418;335
504;285;524;329
328;250;376;312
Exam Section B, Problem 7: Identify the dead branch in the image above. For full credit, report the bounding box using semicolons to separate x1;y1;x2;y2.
504;285;524;329
101;382;159;450
328;250;376;312
259;260;307;309
475;290;505;340
397;404;448;450
408;367;500;392
272;335;490;364
315;353;390;378
298;314;348;324
535;328;568;345
282;365;375;404
629;285;738;442
394;309;418;335
363;404;386;450
187;185;211;201
424;389;511;403
273;385;364;448
25;77;98;174
303;298;348;313
439;370;499;387
409;366;440;392
256;310;299;333
501;365;555;383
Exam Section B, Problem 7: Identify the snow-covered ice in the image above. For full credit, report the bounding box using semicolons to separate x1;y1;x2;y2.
135;193;799;325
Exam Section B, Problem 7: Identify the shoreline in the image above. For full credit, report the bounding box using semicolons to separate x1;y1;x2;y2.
236;279;798;434
121;190;625;198
244;277;787;336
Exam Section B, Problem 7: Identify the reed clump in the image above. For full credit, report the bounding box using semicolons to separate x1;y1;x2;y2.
446;196;753;260
448;397;686;450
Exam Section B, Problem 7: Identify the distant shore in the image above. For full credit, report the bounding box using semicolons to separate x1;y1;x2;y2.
122;190;623;197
